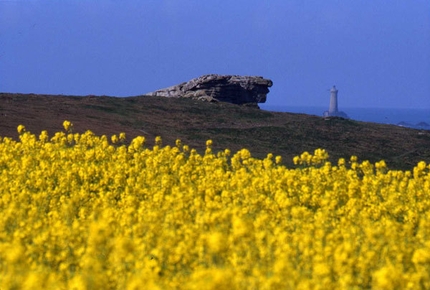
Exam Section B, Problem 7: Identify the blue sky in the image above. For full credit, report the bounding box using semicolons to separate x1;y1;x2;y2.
1;0;429;109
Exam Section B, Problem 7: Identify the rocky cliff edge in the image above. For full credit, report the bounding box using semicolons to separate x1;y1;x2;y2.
145;74;273;105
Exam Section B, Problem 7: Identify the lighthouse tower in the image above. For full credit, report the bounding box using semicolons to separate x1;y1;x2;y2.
328;85;338;114
323;85;349;118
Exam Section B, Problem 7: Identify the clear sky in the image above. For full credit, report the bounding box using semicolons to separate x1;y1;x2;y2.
1;0;429;109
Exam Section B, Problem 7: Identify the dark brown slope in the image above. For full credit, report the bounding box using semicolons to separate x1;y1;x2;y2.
1;93;429;170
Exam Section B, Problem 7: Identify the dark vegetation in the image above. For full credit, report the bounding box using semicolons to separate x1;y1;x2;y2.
1;92;429;170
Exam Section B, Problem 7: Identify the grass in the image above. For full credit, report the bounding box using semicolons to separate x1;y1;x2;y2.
0;92;429;170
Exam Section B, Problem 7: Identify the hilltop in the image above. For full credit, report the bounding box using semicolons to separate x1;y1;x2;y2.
1;92;429;170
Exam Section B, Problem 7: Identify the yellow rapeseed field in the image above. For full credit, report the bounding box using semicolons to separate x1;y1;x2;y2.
0;121;429;289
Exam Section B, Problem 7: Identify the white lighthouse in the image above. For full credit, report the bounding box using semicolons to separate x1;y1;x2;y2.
323;85;349;118
328;85;338;114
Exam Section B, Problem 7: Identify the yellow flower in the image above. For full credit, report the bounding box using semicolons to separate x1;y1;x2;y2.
111;134;118;144
17;124;26;134
63;120;73;132
207;232;226;253
1;121;429;289
155;136;162;146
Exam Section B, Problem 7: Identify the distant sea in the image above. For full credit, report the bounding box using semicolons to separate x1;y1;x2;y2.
260;105;430;130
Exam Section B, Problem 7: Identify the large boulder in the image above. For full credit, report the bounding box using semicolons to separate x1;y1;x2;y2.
146;74;273;105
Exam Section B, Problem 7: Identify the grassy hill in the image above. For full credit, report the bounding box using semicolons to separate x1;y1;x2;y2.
1;92;429;170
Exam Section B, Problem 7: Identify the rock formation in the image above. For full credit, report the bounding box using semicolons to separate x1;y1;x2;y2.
145;74;273;105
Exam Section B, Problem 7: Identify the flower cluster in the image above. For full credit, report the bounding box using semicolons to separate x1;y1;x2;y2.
0;122;429;289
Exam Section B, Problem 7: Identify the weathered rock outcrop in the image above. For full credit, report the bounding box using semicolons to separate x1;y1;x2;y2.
146;74;273;105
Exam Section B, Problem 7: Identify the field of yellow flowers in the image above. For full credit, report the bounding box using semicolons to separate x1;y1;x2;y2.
0;121;429;289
